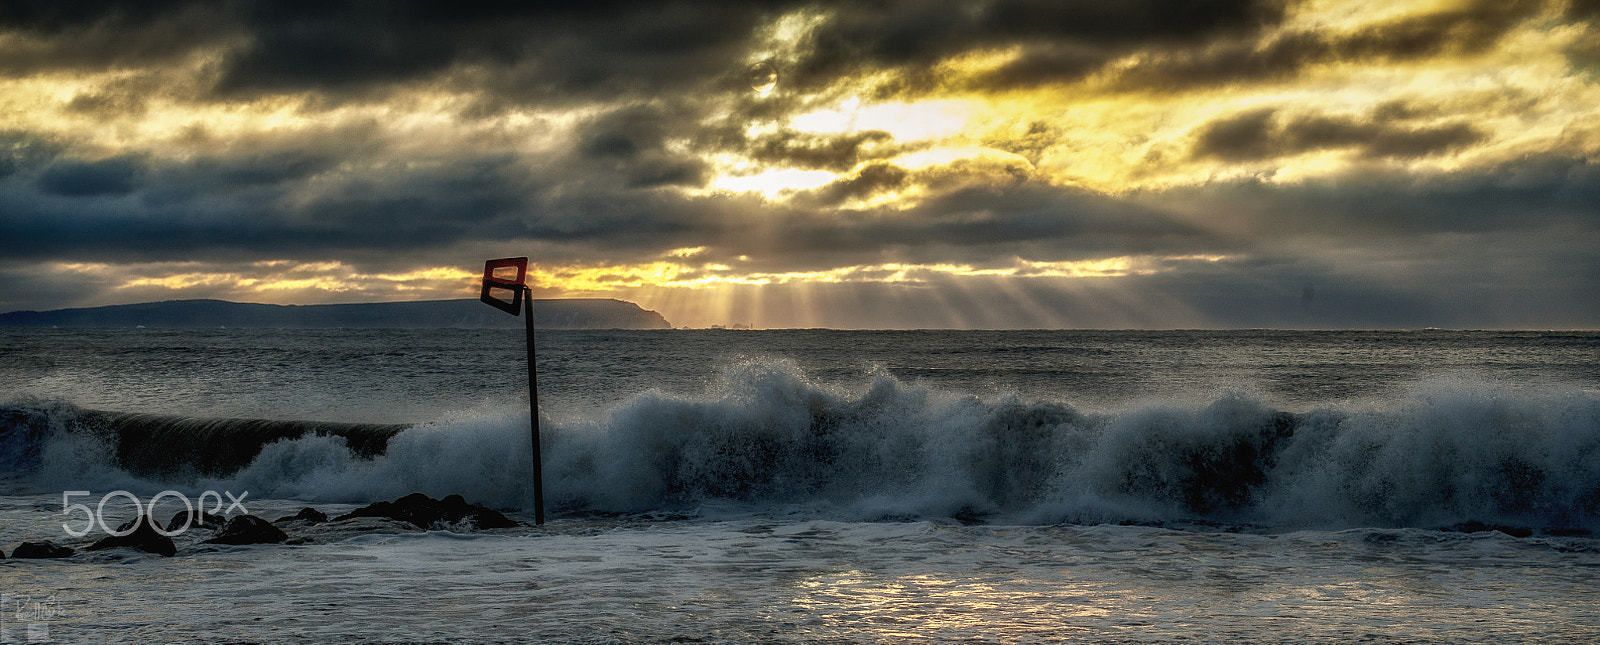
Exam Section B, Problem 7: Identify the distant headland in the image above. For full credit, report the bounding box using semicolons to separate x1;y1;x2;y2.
0;298;673;330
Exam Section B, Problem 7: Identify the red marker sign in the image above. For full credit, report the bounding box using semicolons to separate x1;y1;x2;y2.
479;256;544;525
480;257;528;315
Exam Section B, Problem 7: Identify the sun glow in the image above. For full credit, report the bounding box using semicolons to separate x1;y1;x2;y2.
704;0;1600;197
790;96;974;141
6;0;1596;327
528;254;1235;294
709;167;840;197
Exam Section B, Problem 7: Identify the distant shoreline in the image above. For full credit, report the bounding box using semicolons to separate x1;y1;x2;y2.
0;298;673;330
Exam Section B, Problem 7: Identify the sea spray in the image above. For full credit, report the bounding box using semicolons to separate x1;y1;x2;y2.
7;359;1599;530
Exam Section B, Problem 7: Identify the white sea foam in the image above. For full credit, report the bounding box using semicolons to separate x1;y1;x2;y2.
10;359;1598;530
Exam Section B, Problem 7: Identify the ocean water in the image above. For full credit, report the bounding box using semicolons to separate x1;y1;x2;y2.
2;328;1599;642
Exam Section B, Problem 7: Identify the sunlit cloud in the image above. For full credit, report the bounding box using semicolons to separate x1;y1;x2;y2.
708;167;840;197
44;261;478;305
1;0;1596;327
790;97;973;141
529;254;1234;294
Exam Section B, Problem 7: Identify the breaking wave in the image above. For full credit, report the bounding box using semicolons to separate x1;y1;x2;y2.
6;359;1599;531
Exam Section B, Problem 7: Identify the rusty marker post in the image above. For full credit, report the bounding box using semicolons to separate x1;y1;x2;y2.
480;257;544;525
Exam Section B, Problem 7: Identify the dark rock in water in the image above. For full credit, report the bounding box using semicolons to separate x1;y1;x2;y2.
335;493;520;530
275;507;328;525
206;515;288;545
951;506;989;526
87;515;176;557
1441;521;1534;538
167;509;227;533
12;541;75;559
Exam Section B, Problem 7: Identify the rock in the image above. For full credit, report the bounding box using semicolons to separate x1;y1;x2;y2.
334;493;520;530
12;541;75;559
166;509;227;533
205;515;288;545
274;507;328;525
87;515;176;557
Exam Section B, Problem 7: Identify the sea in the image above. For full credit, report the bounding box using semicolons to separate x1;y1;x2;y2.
2;328;1599;643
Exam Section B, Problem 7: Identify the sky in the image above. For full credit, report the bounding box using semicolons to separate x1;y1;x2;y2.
1;0;1597;329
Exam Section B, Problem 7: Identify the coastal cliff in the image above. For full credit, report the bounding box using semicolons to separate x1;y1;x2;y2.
0;298;673;329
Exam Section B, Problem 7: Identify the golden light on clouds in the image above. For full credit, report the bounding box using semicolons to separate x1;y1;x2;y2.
789;97;973;141
525;253;1231;294
708;167;839;197
691;0;1600;199
49;261;478;304
3;0;1596;327
6;0;1592;197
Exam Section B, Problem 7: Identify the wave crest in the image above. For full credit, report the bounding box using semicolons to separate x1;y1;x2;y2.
8;361;1598;530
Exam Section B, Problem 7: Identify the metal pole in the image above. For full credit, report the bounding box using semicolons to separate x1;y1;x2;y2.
524;287;545;525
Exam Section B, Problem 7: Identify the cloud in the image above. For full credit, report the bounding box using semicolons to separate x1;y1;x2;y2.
1106;0;1554;93
803;162;910;206
210;1;794;102
742;130;901;171
790;0;1280;93
1;148;534;262
571;103;712;188
36;156;145;196
0;130;62;178
0;0;1596;327
0;0;236;76
1190;107;1485;161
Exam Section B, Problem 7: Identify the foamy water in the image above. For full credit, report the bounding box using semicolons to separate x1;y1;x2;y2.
3;329;1598;642
3;505;1597;643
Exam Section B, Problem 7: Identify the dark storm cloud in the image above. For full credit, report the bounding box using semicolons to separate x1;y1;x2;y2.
36;156;145;196
4;0;1526;115
829;1;1277;66
0;0;795;104
0;0;1575;100
1565;0;1600;68
0;148;542;262
1;0;1595;327
804;163;911;206
201;151;338;188
64;90;147;116
0;131;63;179
5;0;1274;105
790;0;1281;94
1192;108;1279;161
0;0;234;76
211;0;797;101
1191;107;1484;161
1108;0;1551;92
571;103;712;188
4;109;738;267
0;0;209;30
1153;152;1600;242
744;130;901;172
